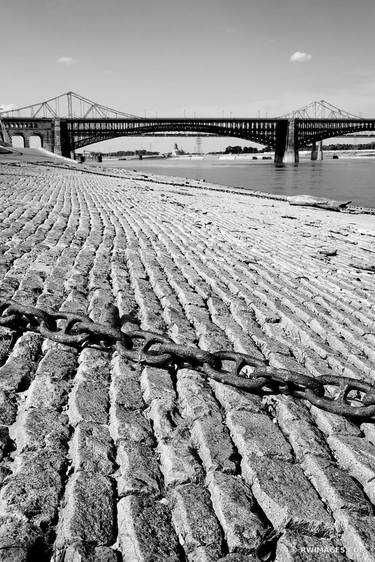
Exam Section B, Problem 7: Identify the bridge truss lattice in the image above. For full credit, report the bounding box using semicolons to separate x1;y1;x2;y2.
0;91;140;120
279;100;362;120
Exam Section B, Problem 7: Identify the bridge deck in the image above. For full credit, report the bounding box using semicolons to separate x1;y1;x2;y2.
0;161;375;560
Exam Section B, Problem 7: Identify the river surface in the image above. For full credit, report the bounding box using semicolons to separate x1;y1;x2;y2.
100;156;375;209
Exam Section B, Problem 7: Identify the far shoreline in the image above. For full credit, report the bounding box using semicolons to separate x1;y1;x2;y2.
98;149;375;162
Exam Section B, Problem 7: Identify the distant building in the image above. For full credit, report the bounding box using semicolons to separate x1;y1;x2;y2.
172;143;185;156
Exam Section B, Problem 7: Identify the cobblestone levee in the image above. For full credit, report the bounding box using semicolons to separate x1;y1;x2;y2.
0;161;375;561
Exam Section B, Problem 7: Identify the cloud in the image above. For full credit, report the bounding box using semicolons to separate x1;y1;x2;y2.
0;104;15;113
290;51;312;63
57;56;75;66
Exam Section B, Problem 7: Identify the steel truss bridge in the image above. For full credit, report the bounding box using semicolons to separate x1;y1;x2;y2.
1;92;375;164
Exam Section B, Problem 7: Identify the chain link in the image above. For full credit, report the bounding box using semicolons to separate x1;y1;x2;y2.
1;299;374;419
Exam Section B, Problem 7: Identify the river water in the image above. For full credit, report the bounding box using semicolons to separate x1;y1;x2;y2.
101;156;375;209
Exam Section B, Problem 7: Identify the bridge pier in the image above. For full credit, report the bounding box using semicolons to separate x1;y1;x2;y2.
283;119;299;164
274;119;299;165
317;140;323;160
311;140;323;160
52;120;72;158
311;142;317;160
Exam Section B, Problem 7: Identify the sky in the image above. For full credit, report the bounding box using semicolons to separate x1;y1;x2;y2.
1;0;375;152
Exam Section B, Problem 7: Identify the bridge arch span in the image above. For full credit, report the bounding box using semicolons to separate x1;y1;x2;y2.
71;122;275;152
298;122;375;147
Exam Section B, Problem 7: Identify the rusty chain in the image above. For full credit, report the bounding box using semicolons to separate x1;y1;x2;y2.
1;298;375;419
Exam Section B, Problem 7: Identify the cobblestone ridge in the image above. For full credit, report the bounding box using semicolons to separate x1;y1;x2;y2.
0;162;375;561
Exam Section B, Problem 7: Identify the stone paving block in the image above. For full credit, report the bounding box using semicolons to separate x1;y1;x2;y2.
109;405;154;445
210;380;263;413
53;542;120;562
68;379;109;427
361;422;375;446
117;495;180;561
226;410;293;461
0;444;69;552
263;396;331;461
0;547;29;562
141;366;176;404
275;530;347;562
146;398;182;441
132;279;167;332
89;288;119;324
69;422;114;475
34;345;77;380
208;299;266;359
110;356;144;411
206;471;265;554
327;434;375;503
115;439;162;497
185;305;216;335
190;417;236;474
177;372;237;473
347;352;374;378
281;317;333;361
242;455;334;535
0;390;17;426
157;432;204;487
0;451;64;530
267;352;306;374
170;280;205;309
0;426;10;462
165;310;196;344
234;321;288;361
169;483;223;561
25;372;72;411
298;349;335;380
0;330;13;365
14;404;70;455
335;511;375;562
0;333;41;393
301;453;372;515
0;514;42;560
55;472;115;549
310;406;362;437
199;328;231;352
141;368;204;489
75;349;111;383
177;370;222;419
115;290;139;320
247;297;281;326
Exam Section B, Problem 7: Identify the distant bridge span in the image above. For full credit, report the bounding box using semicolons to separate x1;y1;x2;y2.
1;92;375;163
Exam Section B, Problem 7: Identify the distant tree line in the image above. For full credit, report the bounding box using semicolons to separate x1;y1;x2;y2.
101;149;160;157
320;141;375;151
224;145;265;154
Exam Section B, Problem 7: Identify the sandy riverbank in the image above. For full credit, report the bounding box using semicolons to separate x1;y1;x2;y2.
1;156;375;560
